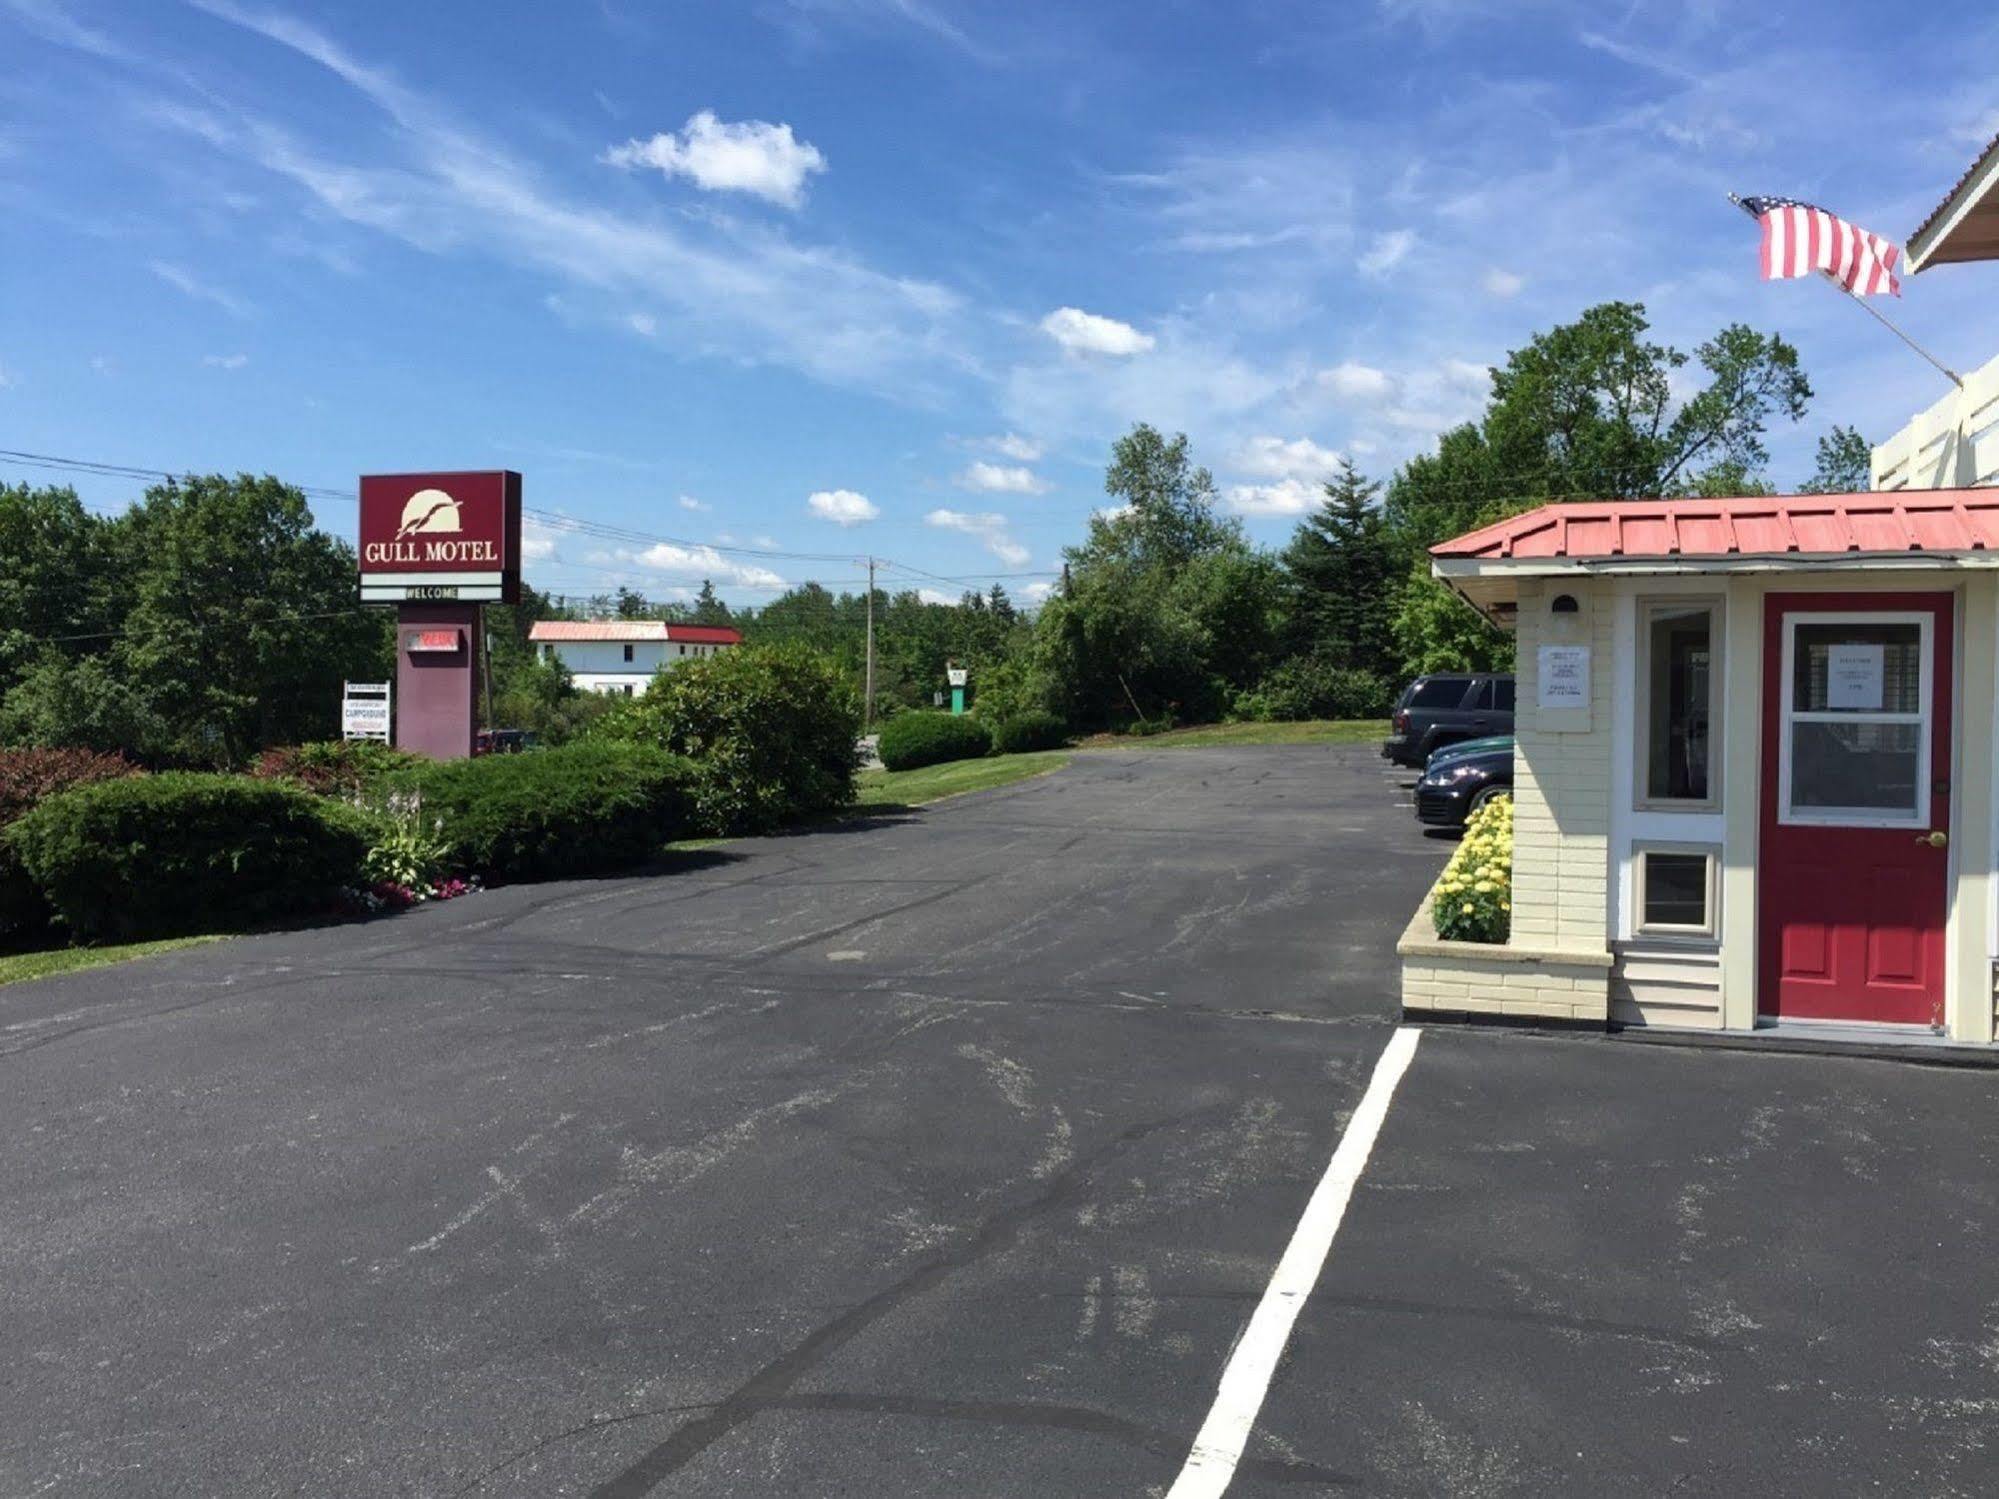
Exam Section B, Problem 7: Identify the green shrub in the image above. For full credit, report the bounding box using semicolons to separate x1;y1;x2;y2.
988;711;1069;755
250;739;425;796
1235;656;1393;723
877;711;992;772
394;742;696;884
590;644;860;833
5;773;372;942
1127;715;1175;737
0;748;145;943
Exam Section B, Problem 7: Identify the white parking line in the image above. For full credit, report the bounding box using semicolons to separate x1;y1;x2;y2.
1166;1025;1421;1498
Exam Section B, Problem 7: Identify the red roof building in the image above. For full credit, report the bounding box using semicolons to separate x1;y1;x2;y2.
527;619;742;696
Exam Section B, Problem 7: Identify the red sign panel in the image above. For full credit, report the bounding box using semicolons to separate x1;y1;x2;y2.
405;629;464;653
358;470;521;603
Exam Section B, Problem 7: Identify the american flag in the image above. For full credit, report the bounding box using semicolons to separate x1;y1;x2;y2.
1738;196;1901;297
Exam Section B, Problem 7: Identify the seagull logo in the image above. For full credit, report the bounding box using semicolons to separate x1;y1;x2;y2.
395;488;463;539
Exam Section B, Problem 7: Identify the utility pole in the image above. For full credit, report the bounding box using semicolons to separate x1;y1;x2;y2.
863;555;876;727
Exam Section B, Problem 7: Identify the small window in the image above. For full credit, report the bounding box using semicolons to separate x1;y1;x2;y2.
1636;847;1716;937
623;643;635;663
623;684;635;697
679;644;687;656
1639;601;1718;806
1492;678;1515;712
1463;680;1492;711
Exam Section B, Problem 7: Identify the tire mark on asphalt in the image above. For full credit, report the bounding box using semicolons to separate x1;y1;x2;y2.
585;1106;1223;1499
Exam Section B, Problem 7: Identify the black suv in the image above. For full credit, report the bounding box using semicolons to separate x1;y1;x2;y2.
1381;673;1515;768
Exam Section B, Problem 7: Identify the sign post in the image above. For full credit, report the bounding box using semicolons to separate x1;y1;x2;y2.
357;471;521;759
946;663;969;716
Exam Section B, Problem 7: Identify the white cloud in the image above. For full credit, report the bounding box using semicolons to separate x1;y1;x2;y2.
1235;434;1343;482
916;587;957;606
1225;479;1321;517
604;110;827;209
627;311;657;335
1482;267;1524;298
201;352;249;369
807;487;879;525
677;494;710;512
1022;580;1056;603
633;540;784;588
1356;228;1415;277
1443;358;1490;390
925;507;1029;566
956;460;1049;495
150;260;251;317
1318;360;1394;401
520;515;561;561
1040;306;1155;357
986;432;1042;461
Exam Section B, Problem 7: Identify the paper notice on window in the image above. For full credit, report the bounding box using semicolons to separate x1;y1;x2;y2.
1537;645;1590;709
1825;643;1885;711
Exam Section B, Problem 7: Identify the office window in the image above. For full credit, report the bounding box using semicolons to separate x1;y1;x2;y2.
1639;601;1718;806
1635;847;1716;938
623;643;635;663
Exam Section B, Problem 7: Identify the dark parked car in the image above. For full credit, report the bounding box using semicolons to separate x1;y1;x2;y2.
1381;673;1514;768
474;728;539;755
1426;733;1513;773
1413;744;1513;829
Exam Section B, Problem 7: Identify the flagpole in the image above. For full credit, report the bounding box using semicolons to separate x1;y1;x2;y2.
1728;194;1963;391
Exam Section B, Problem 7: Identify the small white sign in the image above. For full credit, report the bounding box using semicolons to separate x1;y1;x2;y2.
1537;645;1590;709
1825;643;1885;711
946;667;968;687
342;681;392;741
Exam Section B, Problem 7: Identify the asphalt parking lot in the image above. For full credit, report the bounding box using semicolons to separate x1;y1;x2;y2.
5;744;1998;1496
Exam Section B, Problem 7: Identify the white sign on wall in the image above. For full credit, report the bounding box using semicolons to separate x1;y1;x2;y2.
1537;645;1590;709
342;681;392;741
1825;643;1885;711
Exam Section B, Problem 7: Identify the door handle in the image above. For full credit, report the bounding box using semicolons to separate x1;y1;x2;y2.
1915;831;1948;849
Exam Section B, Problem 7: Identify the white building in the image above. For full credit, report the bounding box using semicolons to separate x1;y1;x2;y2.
527;620;743;696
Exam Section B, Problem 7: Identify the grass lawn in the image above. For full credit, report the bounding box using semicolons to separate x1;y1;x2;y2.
1081;718;1389;749
855;749;1073;808
0;934;227;989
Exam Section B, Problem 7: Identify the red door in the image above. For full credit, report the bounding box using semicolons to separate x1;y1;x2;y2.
1758;593;1952;1027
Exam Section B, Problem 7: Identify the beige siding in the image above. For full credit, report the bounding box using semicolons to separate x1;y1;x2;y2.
1398;903;1612;1024
1609;943;1723;1029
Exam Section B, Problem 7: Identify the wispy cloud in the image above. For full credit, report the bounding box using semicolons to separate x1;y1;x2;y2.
1356;229;1415;277
168;2;972;400
955;460;1049;495
201;352;249;368
604;111;828;209
150;259;251;317
925;507;1028;565
678;495;710;512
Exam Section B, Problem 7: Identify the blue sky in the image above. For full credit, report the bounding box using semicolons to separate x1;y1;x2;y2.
2;0;1996;606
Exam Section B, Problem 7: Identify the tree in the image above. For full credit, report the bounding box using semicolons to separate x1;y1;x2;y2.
692;579;732;626
1280;460;1396;678
614;585;650;620
1799;424;1871;493
1089;422;1238;569
112;474;391;764
0;484;120;698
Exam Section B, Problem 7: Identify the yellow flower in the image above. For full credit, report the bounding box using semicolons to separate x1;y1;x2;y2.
1461;901;1475;913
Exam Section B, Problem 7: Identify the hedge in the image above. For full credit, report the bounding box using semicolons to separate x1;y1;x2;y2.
397;741;697;884
878;711;992;772
988;711;1069;756
589;644;860;833
0;748;144;942
250;739;424;796
5;773;373;942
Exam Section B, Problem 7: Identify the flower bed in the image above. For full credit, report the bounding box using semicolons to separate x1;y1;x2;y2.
1431;794;1512;943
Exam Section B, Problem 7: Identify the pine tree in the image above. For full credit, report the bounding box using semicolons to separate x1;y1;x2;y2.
692;578;732;626
1280;460;1395;677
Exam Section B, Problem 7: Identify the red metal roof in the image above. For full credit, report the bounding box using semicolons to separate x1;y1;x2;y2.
1431;491;1999;563
528;621;743;644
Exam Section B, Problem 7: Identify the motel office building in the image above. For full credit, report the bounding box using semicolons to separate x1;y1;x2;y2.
1401;494;1999;1046
528;620;742;696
